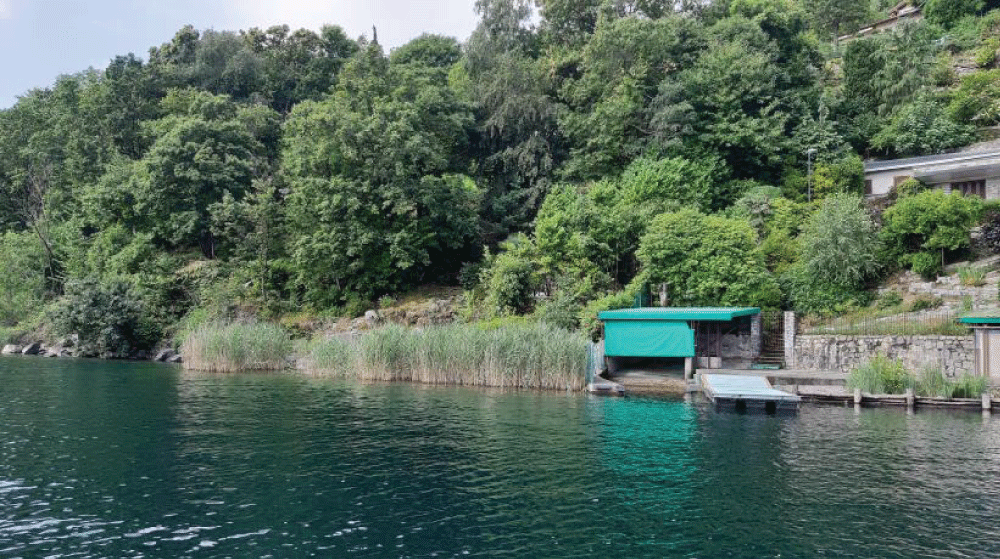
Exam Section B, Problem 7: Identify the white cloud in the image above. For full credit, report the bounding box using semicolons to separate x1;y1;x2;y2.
0;1;11;20
223;0;478;49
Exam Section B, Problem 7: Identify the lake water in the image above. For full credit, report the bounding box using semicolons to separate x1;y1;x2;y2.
1;356;1000;558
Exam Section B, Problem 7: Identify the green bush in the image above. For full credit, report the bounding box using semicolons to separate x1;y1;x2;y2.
481;250;535;317
847;355;913;394
957;264;988;286
876;291;903;309
534;291;581;331
910;251;943;279
946;70;1000;125
908;294;944;312
781;265;871;315
880;189;982;276
975;36;1000;67
872;94;977;157
49;279;159;358
925;0;985;28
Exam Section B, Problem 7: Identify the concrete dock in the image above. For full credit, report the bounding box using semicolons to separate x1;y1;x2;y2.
701;373;801;412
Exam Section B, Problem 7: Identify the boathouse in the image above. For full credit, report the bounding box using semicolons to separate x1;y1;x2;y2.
959;315;1000;381
598;307;761;379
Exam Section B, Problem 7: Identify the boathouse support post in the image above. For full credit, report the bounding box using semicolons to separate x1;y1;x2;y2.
983;392;992;411
684;357;694;381
750;314;762;361
854;388;862;406
905;388;915;411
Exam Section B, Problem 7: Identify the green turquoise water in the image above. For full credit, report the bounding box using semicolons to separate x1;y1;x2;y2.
2;355;999;558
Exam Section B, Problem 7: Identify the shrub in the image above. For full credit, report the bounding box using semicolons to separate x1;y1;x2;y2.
847;355;913;395
975;36;1000;67
481;251;535;317
872;94;977;157
534;291;581;331
781;264;871;315
908;294;944;312
911;251;943;279
946;70;1000;125
957;264;988;286
799;194;881;287
925;0;985;28
49;279;159;358
876;291;903;309
880;189;982;276
378;295;396;309
180;321;291;372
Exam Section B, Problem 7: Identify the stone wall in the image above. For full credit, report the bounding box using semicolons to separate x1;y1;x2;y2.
793;334;974;377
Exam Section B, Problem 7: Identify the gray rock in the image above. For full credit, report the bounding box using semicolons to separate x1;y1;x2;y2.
154;349;177;362
21;342;42;355
364;310;381;326
167;354;183;364
2;344;21;355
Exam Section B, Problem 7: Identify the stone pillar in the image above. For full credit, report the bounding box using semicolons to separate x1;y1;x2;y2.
783;311;797;368
750;314;763;361
684;357;694;381
986;178;1000;200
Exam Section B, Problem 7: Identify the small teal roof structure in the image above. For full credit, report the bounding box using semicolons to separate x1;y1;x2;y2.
958;315;1000;324
599;307;760;359
599;307;761;322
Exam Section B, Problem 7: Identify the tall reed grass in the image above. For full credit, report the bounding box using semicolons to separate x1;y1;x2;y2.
848;356;990;397
304;323;589;390
181;322;292;372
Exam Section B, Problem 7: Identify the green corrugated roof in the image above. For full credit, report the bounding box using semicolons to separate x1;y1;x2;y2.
959;316;1000;324
598;307;761;322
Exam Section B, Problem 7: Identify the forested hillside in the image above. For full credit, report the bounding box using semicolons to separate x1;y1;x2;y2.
4;0;1000;354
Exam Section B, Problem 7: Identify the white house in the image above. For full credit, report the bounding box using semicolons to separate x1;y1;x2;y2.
864;149;1000;199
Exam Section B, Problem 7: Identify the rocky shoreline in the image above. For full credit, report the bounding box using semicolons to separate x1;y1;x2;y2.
1;341;183;363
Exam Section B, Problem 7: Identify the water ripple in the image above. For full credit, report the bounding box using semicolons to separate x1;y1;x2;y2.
2;357;1000;557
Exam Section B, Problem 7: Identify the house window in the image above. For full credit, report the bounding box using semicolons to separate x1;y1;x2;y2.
952;179;986;198
864;179;873;196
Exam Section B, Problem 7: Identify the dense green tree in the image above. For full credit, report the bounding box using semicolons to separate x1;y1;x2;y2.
635;209;781;307
283;44;480;305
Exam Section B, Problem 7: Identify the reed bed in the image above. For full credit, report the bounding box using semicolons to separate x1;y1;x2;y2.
848;356;989;397
305;323;589;390
181;321;292;372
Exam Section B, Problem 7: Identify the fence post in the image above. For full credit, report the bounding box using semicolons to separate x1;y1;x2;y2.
783;311;797;368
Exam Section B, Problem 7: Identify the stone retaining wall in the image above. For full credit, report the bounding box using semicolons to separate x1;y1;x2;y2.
793;334;974;377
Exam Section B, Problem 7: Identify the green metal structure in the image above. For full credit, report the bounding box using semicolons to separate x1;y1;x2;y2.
598;307;761;358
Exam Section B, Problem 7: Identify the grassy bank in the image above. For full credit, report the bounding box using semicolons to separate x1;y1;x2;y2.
181;322;292;372
304;323;589;391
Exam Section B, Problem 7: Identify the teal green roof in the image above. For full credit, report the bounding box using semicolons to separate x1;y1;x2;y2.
959;316;1000;324
599;307;761;322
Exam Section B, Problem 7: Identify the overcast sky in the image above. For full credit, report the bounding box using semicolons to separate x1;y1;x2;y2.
0;0;481;108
